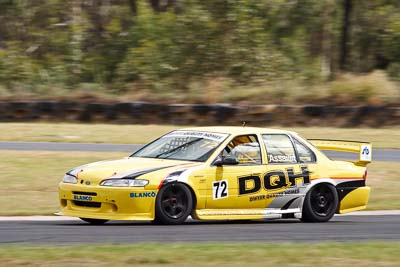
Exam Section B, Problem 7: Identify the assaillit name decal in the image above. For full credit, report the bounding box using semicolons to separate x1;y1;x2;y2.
238;166;310;195
268;154;296;163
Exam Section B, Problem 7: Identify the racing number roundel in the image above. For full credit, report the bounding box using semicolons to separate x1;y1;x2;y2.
213;180;228;200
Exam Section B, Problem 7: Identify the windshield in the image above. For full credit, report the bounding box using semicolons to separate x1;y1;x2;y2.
132;130;229;162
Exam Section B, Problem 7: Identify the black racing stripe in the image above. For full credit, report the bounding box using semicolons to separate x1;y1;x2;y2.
336;180;366;188
122;165;180;179
336;180;366;200
281;197;299;210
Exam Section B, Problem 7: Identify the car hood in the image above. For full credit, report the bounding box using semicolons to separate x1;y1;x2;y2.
67;157;199;183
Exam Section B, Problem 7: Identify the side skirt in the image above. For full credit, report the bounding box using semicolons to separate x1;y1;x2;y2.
194;208;302;221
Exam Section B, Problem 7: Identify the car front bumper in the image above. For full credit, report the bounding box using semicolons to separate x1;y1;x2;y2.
58;183;157;220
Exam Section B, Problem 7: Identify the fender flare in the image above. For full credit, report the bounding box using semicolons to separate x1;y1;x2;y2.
298;178;337;214
157;179;198;217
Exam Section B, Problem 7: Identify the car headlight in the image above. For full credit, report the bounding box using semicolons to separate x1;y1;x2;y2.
63;173;78;184
100;179;149;187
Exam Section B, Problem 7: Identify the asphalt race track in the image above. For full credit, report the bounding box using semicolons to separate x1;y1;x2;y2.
1;214;400;244
1;142;399;245
0;141;399;162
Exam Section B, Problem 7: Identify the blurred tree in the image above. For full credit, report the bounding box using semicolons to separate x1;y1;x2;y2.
340;0;352;71
0;0;399;95
149;0;176;12
128;0;137;14
71;0;83;79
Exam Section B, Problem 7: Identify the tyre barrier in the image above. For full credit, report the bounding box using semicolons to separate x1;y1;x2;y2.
6;101;36;121
0;101;399;127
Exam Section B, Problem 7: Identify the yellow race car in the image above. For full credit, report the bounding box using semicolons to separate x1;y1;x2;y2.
58;127;371;224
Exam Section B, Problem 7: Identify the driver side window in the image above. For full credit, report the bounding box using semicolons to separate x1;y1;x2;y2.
222;135;261;165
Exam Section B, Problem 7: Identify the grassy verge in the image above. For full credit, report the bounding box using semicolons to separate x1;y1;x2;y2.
0;150;397;215
366;161;400;210
0;243;399;267
0;151;125;215
1;123;400;148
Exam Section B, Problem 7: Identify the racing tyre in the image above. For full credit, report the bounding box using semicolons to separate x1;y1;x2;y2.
301;183;338;222
155;183;193;225
80;218;108;225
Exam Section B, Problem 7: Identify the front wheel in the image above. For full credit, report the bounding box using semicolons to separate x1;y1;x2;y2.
80;218;108;225
301;183;338;222
155;183;193;225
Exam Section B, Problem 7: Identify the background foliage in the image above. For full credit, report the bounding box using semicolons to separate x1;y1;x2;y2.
0;0;399;104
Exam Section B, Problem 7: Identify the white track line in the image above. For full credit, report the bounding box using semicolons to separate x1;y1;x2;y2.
336;210;400;216
0;216;79;221
0;210;399;221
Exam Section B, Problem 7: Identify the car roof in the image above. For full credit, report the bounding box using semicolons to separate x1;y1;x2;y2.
180;126;297;136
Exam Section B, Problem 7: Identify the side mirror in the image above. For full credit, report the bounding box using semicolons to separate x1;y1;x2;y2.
214;157;239;167
213;158;223;167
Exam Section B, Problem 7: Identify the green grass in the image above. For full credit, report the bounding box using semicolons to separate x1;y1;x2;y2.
1;123;400;148
366;161;400;210
0;243;399;267
0;150;397;215
0;123;178;144
0;151;125;215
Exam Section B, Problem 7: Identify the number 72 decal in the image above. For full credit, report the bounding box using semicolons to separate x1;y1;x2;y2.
212;180;228;200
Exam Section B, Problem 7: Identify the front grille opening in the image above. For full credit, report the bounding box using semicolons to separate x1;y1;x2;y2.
74;201;101;208
73;191;97;196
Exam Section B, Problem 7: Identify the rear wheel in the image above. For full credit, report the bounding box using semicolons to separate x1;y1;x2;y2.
155;183;193;225
80;218;108;225
301;183;338;222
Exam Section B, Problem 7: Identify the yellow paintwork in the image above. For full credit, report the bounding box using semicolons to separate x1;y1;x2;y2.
309;139;372;166
338;187;371;214
58;158;200;220
58;126;371;221
309;139;368;153
59;182;156;220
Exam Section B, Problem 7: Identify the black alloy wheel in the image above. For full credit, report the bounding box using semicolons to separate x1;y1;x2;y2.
301;183;338;222
155;183;193;225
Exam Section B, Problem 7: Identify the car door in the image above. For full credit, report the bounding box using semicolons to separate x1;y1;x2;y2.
261;134;316;209
206;134;267;209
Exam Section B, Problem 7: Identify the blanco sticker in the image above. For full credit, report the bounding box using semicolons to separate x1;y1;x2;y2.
212;180;228;200
166;131;228;142
360;144;372;161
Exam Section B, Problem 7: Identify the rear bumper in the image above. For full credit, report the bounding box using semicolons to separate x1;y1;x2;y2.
338;186;371;214
58;183;157;220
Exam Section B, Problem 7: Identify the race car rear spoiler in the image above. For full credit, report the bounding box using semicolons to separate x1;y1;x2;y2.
308;139;372;166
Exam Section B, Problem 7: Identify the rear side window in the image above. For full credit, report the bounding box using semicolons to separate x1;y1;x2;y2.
293;138;316;163
262;134;297;164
